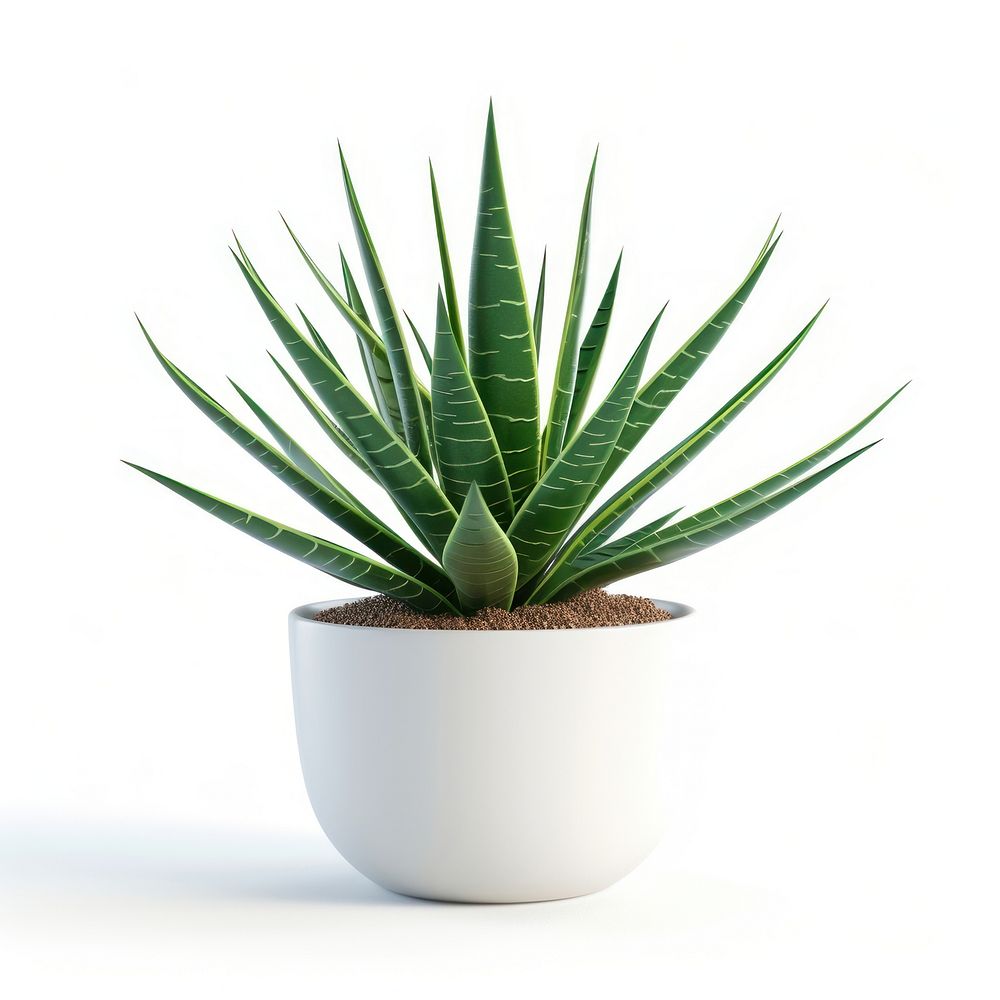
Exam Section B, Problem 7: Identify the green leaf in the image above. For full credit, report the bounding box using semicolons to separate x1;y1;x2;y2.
443;484;518;613
404;311;434;375
138;319;450;593
536;304;826;590
267;352;371;478
338;246;388;413
507;313;659;589
533;383;907;604
232;233;271;290
543;442;880;602
125;463;457;613
565;251;623;439
297;308;343;373
533;304;822;596
431;289;515;526
532;248;547;354
417;386;437;477
338;143;433;469
541;150;598;471
139;321;448;592
468;102;540;508
233;251;457;559
404;313;438;475
573;507;685;568
601;221;782;483
338;246;373;327
226;376;454;595
280;219;404;435
599;382;909;559
228;376;356;507
429;160;466;359
269;351;449;550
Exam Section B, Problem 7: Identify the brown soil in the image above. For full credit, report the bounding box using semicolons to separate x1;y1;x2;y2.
313;588;671;631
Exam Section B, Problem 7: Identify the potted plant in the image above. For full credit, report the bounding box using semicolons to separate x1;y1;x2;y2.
127;103;904;903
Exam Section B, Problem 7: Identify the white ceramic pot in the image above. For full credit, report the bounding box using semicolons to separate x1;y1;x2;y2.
289;597;694;903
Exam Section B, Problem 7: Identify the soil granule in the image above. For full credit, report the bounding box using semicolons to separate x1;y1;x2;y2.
313;588;671;631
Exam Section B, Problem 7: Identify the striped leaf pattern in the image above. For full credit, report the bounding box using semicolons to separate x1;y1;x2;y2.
507;314;659;589
126;463;457;612
339;144;432;469
601;222;782;483
297;309;343;373
573;507;685;569
429;161;466;358
228;377;357;507
468;102;540;508
139;321;450;593
338;246;389;413
338;247;373;326
233;251;457;559
543;442;879;602
540;152;597;470
533;305;823;596
269;351;450;549
267;353;371;477
565;252;623;439
443;484;518;612
600;384;908;558
227;377;450;594
131;109;900;615
431;290;514;526
281;220;404;435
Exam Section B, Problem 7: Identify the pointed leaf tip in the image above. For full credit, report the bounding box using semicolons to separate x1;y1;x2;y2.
469;98;540;506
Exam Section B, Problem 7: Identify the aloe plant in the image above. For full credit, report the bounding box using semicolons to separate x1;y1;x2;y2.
128;103;904;616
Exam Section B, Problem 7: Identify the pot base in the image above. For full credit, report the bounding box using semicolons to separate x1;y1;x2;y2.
332;829;664;904
377;883;609;905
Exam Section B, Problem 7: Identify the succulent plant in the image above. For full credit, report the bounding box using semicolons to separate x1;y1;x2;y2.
127;104;904;616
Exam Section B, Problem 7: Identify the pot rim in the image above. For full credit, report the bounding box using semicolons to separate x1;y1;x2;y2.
290;596;694;635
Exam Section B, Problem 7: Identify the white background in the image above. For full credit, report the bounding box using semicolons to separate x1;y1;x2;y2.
2;0;997;995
